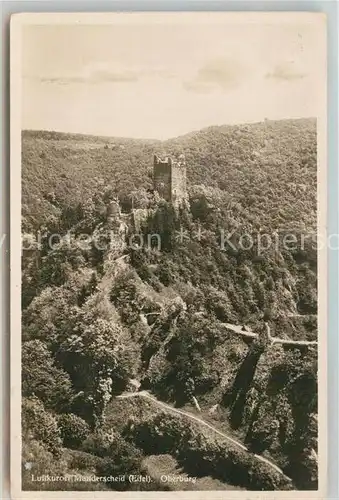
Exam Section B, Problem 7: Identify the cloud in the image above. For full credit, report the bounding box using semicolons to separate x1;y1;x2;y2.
26;62;176;86
38;70;138;86
23;61;140;85
265;61;306;81
184;58;247;93
182;81;213;94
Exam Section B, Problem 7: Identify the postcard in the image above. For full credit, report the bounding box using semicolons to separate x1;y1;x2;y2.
10;11;327;499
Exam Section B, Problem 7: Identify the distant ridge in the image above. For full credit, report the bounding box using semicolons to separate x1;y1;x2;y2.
22;117;316;143
22;117;317;234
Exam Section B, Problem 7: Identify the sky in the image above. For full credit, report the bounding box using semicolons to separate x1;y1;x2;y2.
21;14;326;139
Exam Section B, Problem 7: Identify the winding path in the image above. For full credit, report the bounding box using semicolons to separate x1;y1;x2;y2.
117;390;292;483
221;322;317;347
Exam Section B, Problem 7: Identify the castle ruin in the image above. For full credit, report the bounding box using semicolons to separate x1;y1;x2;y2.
153;154;187;209
105;153;188;235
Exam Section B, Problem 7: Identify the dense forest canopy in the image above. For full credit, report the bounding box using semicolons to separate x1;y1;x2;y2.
22;118;316;233
22;118;318;491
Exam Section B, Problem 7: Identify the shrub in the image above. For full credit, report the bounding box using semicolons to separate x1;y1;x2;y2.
95;434;144;490
22;437;67;490
67;449;104;471
58;413;90;448
248;460;292;490
82;430;118;457
22;397;62;455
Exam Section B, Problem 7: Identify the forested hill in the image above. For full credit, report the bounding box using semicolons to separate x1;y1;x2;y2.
22;118;316;233
21;118;318;492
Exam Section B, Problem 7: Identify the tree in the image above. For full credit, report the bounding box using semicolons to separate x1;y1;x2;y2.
22;397;62;455
58;298;138;423
22;285;79;347
22;340;74;411
248;406;279;453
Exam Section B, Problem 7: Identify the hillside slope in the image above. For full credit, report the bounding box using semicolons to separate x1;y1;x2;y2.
21;118;318;491
22;118;316;233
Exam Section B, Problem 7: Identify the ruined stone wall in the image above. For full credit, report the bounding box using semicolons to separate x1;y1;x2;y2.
171;163;187;208
131;208;150;233
153;155;172;202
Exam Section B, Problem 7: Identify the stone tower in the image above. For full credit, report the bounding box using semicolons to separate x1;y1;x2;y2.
153;154;187;208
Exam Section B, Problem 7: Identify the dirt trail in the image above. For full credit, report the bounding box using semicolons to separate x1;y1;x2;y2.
98;254;129;294
117;390;292;482
221;322;317;347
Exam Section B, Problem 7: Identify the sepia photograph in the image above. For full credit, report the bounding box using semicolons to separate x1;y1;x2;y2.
11;12;327;498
